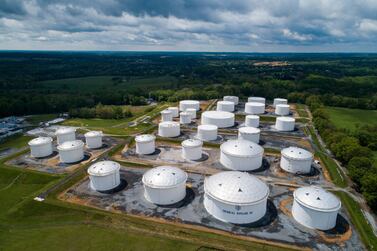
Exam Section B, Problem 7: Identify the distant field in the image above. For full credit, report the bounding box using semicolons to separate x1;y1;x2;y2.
325;107;377;131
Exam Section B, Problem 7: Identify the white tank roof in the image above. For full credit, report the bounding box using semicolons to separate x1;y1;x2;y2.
135;134;156;143
220;140;263;158
55;127;76;135
180;111;190;116
159;121;180;128
276;104;290;108
85;131;103;138
246;115;259;119
218;100;234;105
294;186;341;212
277;116;295;122
88;161;120;176
182;139;203;148
198;124;218;131
142;166;188;189
281;147;313;160
239;127;260;135
28;137;52;146
275;98;287;102
205;171;269;205
247;102;265;107
57;140;84;151
161;109;172;114
249;97;265;101
168;106;178;110
202;111;234;119
180;100;199;105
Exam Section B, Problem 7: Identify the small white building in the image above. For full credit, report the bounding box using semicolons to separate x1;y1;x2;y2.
179;100;200;111
201;111;235;128
245;102;265;115
88;161;121;192
248;97;266;104
223;96;239;105
275;104;290;116
292;186;341;230
28;137;53;158
273;98;288;107
55;127;76;145
216;101;235;112
135;134;156;155
167;107;179;117
181;139;203;160
57;140;84;163
197;124;218;141
280;147;313;174
275;117;295;131
186;108;197;120
161;109;173;122
238;127;260;143
245;115;260;128
84;131;103;149
142;166;188;205
158;121;180;137
220;140;264;171
179;112;191;124
204;171;269;224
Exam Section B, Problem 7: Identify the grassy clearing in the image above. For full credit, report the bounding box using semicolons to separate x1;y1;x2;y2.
25;114;58;125
325;106;377;131
295;104;309;118
316;152;347;188
0;134;33;152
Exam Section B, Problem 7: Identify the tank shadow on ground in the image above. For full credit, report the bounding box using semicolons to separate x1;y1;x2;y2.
297;165;320;177
192;153;209;162
88;143;108;150
33;150;58;159
233;200;278;229
155;187;195;209
97;179;128;194
323;214;350;235
248;158;270;173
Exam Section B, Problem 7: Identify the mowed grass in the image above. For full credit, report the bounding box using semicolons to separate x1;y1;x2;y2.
325;106;377;131
0;134;33;152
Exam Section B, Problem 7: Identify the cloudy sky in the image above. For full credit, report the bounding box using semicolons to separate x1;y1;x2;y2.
1;0;377;52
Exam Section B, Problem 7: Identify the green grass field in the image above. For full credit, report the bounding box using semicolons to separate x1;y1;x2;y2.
0;134;33;152
25;114;58;125
325;107;377;131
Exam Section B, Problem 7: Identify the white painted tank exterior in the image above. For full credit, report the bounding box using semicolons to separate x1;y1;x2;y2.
197;124;218;141
158;121;180;137
280;147;313;174
142;166;188;205
216;101;235;112
275;104;290;116
181;139;203;160
220;140;264;171
245;115;260;128
167;107;179;117
273;98;288;107
28;137;53;158
238;127;260;143
292;186;341;230
275;117;295;131
84;131;103;149
179;100;200;111
179;112;191;124
248;97;266;104
245;102;265;115
186;108;197;119
88;161;121;191
55;127;76;145
204;171;269;224
135;134;156;155
161;109;173;122
223;96;239;105
201;111;235;128
57;140;84;163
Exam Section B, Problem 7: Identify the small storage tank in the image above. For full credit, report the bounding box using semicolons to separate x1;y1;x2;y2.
201;111;235;128
167;107;179;117
88;161;121;192
180;112;191;124
223;96;239;105
238;127;260;143
142;166;188;205
186;108;197;119
292;186;341;230
204;171;269;224
245;102;265;115
57;140;84;163
197;124;218;141
216;101;235;112
179;100;200;111
245;115;260;128
273;98;288;107
248;97;266;104
275;104;290;116
275;117;295;131
220;140;264;171
55;127;76;145
280;147;313;174
84;131;103;149
158;121;180;137
135;134;156;155
28;137;53;158
181;139;203;160
161;109;173;122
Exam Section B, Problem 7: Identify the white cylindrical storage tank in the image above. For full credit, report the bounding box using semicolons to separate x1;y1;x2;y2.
179;112;191;124
88;161;121;192
275;117;295;131
216;101;235;112
84;131;103;149
28;137;53;158
292;186;341;230
201;111;235;128
280;147;313;174
273;98;288;107
197;124;218;141
275;104;290;116
55;127;76;145
181;139;203;160
158;121;180;138
135;134;156;155
161;110;173;122
142;166;188;205
220;140;264;171
238;127;260;143
204;171;269;224
179;100;200;111
245;102;265;115
245;115;260;128
167;107;179;117
57;140;84;163
248;97;266;104
223;96;239;105
186;108;197;119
